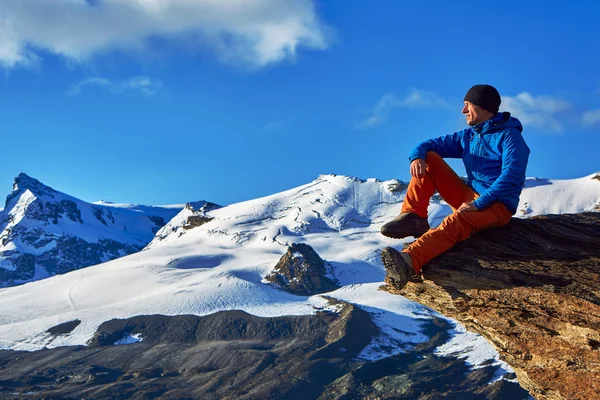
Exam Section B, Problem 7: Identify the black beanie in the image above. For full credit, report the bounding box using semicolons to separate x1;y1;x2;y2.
463;84;501;114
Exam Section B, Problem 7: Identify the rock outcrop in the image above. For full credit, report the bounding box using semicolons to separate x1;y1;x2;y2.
148;201;221;245
182;201;219;230
266;243;340;295
0;300;530;399
384;212;600;400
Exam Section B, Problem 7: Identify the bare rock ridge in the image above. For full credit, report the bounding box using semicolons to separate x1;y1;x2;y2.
266;243;340;295
148;201;222;244
0;301;530;399
384;212;600;400
182;201;219;230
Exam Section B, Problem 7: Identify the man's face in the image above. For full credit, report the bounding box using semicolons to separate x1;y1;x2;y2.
462;101;489;126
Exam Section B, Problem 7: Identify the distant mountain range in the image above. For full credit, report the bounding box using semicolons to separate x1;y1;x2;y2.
0;173;216;287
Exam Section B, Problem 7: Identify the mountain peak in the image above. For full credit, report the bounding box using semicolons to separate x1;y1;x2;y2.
4;172;56;210
12;173;56;197
3;173;56;210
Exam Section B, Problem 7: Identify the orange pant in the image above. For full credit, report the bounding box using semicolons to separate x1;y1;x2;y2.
402;152;513;273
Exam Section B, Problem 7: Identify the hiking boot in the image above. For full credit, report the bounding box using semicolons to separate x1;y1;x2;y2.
380;247;415;290
381;212;430;239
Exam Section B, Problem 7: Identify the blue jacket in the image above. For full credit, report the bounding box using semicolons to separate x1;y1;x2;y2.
409;112;530;214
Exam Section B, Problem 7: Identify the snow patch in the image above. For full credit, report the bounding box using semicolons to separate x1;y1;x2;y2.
435;320;515;384
114;333;143;345
327;283;431;361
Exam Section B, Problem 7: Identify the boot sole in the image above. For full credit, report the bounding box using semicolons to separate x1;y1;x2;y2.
380;247;409;289
381;231;426;239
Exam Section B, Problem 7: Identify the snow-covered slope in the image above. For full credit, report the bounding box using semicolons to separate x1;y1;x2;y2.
0;172;598;379
0;173;185;287
517;172;600;216
0;175;447;353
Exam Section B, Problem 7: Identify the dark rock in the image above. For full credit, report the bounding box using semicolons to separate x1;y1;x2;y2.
0;234;143;285
0;302;529;399
384;212;600;400
183;215;213;230
320;317;529;400
265;243;340;296
311;297;378;360
37;236;140;275
92;206;108;226
0;253;35;283
148;215;166;227
182;201;220;230
386;180;408;193
46;320;81;336
4;173;56;206
88;309;335;346
148;215;166;234
85;365;123;385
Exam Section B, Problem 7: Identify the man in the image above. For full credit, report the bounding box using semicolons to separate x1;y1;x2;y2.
380;84;530;289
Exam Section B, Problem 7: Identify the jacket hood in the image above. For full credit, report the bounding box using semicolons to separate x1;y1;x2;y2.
478;112;523;134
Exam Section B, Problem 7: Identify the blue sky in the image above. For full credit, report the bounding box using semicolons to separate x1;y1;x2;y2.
1;0;599;206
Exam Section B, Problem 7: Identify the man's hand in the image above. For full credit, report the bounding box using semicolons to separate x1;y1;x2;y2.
410;158;426;178
457;202;478;212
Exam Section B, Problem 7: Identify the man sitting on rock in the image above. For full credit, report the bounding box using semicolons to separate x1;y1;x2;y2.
380;84;530;289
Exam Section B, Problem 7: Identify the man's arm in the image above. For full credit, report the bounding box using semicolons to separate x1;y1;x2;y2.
408;130;467;162
472;129;530;210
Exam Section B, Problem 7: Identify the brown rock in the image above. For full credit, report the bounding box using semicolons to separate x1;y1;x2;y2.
182;201;220;230
383;212;600;400
183;214;213;229
266;243;339;295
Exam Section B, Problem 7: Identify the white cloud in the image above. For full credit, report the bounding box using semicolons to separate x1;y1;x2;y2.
0;0;329;69
357;90;452;129
67;77;111;95
582;109;600;127
67;75;163;96
501;92;571;133
264;120;285;132
121;76;163;96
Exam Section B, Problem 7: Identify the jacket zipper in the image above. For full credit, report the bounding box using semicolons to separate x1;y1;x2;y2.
473;125;483;178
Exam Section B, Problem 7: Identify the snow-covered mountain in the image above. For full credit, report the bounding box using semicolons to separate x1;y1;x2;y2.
0;172;598;384
0;173;199;287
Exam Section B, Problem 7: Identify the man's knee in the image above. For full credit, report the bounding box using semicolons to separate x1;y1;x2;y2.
442;211;468;226
439;212;474;236
425;152;449;174
425;152;442;163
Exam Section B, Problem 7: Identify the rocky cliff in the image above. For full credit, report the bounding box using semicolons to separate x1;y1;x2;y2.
384;212;600;400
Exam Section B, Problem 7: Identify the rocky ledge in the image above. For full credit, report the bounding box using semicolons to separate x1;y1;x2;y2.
384;212;600;400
